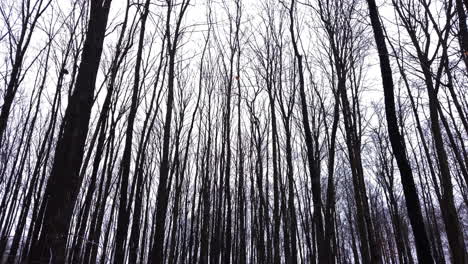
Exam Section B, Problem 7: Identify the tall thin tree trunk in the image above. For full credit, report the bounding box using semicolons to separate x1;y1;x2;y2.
365;0;434;263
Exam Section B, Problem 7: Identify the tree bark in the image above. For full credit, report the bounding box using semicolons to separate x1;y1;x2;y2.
365;0;435;263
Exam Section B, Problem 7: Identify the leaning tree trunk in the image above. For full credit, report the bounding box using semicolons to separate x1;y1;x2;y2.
28;0;112;262
114;0;150;262
288;1;328;263
365;0;434;263
150;1;191;262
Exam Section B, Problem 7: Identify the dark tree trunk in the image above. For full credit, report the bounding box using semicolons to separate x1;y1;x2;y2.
288;1;327;263
29;1;112;262
365;0;435;263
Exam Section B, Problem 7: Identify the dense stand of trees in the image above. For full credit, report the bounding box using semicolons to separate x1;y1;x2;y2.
0;0;467;263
